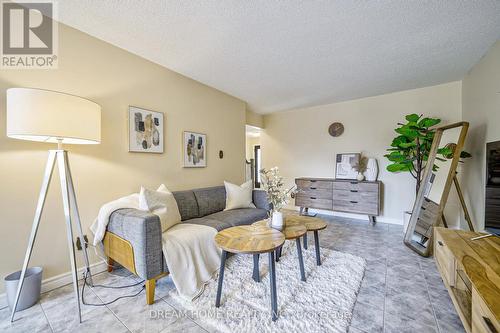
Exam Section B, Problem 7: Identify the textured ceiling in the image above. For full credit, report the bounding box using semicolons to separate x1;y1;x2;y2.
58;1;500;114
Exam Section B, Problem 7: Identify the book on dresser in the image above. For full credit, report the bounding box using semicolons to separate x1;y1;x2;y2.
294;177;381;222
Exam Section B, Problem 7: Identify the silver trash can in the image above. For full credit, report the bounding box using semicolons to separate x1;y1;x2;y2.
4;267;43;312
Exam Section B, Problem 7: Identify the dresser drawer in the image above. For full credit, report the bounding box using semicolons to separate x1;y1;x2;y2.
333;199;378;215
472;288;500;333
419;207;439;226
333;189;378;203
299;187;332;199
296;179;333;190
295;194;333;210
332;181;379;192
434;230;455;286
415;218;432;238
422;197;440;214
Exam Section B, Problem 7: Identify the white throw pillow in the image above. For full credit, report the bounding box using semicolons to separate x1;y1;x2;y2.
224;180;256;211
139;185;181;232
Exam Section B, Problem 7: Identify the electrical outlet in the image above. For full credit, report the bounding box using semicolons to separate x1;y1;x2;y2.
76;235;89;251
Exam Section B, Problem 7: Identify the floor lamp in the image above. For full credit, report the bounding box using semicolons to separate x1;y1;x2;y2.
6;88;101;323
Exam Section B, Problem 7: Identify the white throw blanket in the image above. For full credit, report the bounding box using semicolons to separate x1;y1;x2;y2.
90;195;221;300
162;224;221;301
90;193;140;246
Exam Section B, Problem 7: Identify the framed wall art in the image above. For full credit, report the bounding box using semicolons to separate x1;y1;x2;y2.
183;131;206;167
335;153;360;179
128;106;164;153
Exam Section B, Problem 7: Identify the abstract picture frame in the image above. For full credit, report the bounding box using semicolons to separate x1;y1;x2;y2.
183;131;207;167
335;153;360;179
128;106;164;153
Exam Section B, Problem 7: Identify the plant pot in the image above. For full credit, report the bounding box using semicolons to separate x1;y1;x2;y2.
271;211;284;231
365;158;378;181
356;173;365;181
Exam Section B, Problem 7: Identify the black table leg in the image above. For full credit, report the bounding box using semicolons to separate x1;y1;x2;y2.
252;254;260;282
215;250;227;307
296;238;306;282
269;251;278;321
314;230;321;266
303;233;308;250
275;245;282;262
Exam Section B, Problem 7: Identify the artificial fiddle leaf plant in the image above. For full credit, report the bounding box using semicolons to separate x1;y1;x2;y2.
385;114;471;195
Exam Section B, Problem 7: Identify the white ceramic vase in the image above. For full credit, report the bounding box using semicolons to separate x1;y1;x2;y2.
356;172;365;181
365;158;379;181
271;211;284;230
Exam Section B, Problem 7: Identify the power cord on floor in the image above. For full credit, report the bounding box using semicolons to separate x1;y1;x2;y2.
81;270;146;307
80;242;146;307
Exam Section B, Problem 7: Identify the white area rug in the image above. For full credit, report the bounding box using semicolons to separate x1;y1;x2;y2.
169;243;366;333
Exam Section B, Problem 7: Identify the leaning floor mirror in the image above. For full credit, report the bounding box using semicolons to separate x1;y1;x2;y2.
404;121;473;257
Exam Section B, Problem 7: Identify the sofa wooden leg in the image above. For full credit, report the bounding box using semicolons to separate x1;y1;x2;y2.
107;257;114;272
146;279;156;305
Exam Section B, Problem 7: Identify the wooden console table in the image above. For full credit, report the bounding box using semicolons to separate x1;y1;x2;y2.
295;177;381;222
434;227;500;333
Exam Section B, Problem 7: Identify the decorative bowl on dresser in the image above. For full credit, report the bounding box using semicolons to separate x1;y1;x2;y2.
294;177;381;222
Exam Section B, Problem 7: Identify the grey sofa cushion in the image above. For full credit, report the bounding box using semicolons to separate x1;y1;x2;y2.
185;217;231;231
253;190;270;210
207;208;268;227
172;190;199;221
193;186;226;217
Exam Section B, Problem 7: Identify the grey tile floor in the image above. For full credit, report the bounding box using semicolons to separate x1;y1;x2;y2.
0;215;464;333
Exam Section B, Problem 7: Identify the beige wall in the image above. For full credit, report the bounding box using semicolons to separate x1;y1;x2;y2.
0;25;246;292
261;82;463;224
461;41;500;231
246;109;264;128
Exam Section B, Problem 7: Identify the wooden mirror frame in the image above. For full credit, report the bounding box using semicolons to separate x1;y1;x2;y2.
404;122;469;257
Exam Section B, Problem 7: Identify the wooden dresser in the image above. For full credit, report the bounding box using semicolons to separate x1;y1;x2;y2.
294;177;381;222
434;228;500;333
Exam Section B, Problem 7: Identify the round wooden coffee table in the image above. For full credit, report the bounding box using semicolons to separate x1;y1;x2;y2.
253;220;308;281
214;225;285;321
285;215;327;266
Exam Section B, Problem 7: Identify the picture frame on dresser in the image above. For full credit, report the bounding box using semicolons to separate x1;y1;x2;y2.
335;153;360;179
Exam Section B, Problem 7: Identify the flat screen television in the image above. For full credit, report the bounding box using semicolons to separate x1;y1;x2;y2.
485;140;500;236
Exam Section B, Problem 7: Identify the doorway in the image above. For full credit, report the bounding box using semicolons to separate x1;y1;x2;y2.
254;145;261;188
245;125;262;188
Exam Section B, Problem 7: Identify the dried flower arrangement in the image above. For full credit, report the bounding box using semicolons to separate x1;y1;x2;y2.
260;167;296;214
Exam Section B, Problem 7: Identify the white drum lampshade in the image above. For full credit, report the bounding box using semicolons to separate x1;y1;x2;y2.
6;88;101;145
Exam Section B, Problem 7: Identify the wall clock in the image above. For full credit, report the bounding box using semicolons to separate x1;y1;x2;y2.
328;122;344;137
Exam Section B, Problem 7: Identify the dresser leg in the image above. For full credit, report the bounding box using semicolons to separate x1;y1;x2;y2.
269;251;278;321
252;254;260;282
369;215;376;224
296;238;306;282
215;250;227;307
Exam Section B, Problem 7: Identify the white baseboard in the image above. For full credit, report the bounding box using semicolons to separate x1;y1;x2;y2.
0;260;108;309
286;206;403;225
